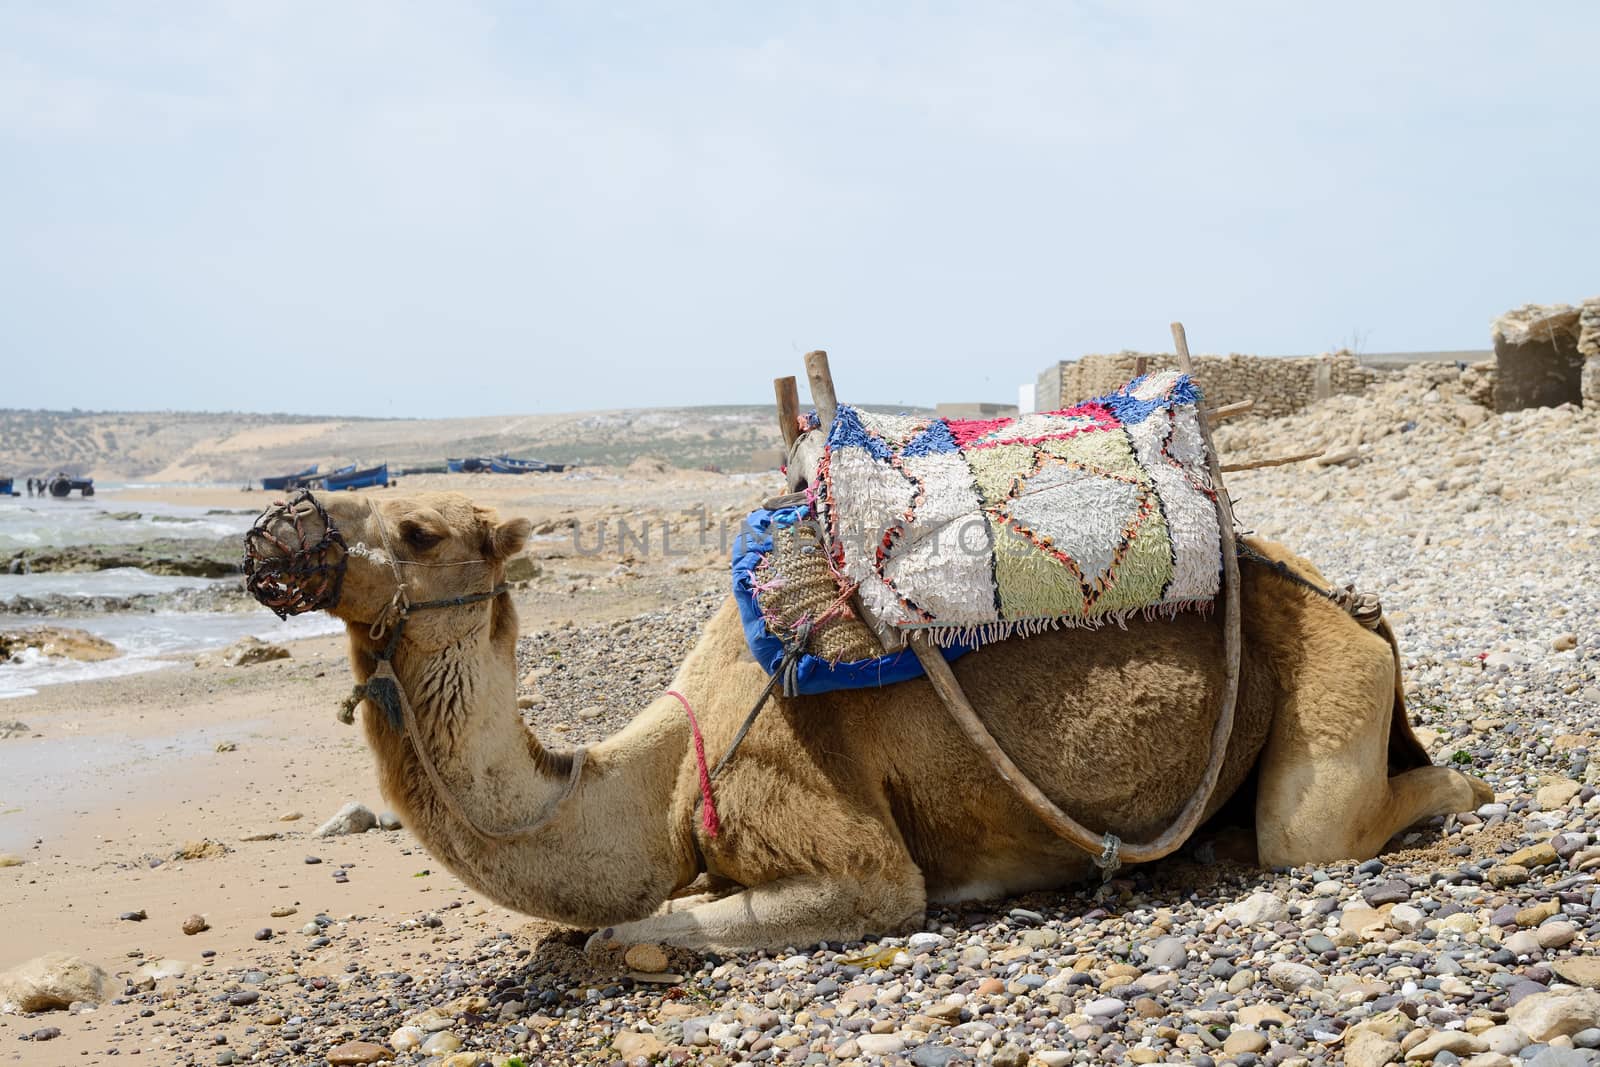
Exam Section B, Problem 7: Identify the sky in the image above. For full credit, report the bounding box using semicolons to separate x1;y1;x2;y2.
1;2;1595;418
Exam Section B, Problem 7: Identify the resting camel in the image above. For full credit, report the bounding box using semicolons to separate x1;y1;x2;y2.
244;490;1491;952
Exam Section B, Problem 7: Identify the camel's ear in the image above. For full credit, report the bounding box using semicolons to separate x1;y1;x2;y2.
492;517;532;560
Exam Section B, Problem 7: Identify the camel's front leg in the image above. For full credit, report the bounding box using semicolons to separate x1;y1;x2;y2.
592;872;926;953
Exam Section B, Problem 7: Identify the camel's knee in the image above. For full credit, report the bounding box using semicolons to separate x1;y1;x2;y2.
593;870;926;952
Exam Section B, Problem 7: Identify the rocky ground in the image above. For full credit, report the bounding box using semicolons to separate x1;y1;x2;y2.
3;368;1599;1067
5;534;246;580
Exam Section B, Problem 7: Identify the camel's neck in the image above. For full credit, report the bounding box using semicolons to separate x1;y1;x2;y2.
347;597;696;926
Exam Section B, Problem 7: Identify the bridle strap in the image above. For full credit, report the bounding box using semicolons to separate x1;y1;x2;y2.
357;498;585;844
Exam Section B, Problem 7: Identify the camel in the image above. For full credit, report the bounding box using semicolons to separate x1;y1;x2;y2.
244;489;1491;952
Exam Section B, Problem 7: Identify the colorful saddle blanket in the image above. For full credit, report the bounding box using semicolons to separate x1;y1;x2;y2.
731;372;1221;693
818;371;1221;645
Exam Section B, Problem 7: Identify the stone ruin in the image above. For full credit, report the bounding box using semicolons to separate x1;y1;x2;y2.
1036;351;1381;419
1490;297;1600;412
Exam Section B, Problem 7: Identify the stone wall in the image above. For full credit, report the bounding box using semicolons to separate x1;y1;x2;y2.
1036;352;1380;417
1490;298;1599;412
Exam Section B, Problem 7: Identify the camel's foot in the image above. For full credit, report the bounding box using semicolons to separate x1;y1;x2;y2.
1259;763;1491;868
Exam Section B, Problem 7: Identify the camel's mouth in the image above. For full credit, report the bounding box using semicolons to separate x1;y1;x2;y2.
243;490;348;619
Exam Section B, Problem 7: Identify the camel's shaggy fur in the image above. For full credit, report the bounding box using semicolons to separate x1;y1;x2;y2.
253;491;1491;951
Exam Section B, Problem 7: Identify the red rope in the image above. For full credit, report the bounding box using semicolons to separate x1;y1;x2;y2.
667;690;720;837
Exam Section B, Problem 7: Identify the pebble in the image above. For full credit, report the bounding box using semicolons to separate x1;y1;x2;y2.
1224;892;1289;927
1223;1030;1269;1054
1268;961;1323;992
856;1033;906;1055
325;1041;392;1064
388;1026;424;1052
1364;879;1413;906
1552;960;1600;989
420;1031;462;1054
1144;934;1189;970
182;914;208;935
1509;990;1600;1042
622;943;669;973
1405;1031;1487;1059
1084;997;1125;1018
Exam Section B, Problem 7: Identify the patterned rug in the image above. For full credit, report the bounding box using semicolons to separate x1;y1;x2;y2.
816;371;1221;645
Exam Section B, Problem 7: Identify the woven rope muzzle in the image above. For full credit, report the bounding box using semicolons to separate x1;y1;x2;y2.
243;490;349;619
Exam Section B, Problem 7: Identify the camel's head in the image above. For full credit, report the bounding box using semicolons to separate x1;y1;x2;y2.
245;490;531;641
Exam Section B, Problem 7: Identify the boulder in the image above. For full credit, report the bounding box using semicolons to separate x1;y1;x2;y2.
219;636;290;667
0;953;108;1014
0;627;118;663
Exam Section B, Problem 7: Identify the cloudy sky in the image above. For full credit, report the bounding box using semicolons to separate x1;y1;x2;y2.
2;2;1593;417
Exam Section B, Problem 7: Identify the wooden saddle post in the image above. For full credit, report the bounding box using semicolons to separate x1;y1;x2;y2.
787;330;1244;876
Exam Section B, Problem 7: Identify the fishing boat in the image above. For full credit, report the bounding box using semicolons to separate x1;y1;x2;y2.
488;455;566;474
322;463;389;491
445;458;466;473
447;456;495;473
261;464;319;492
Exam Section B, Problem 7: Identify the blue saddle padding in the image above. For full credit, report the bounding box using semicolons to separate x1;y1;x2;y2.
731;505;971;695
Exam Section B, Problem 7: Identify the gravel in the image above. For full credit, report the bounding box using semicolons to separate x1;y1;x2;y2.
42;373;1600;1065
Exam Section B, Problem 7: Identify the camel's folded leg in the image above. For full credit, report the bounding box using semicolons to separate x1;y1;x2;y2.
589;872;926;954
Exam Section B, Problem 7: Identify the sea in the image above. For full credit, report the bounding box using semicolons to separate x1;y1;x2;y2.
0;488;341;699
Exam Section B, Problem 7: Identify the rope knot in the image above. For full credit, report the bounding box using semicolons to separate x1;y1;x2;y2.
370;585;411;642
1094;833;1123;880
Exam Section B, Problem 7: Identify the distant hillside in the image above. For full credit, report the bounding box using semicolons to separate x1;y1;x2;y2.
0;404;921;482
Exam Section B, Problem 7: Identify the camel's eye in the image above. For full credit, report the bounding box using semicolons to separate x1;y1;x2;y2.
401;523;444;551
